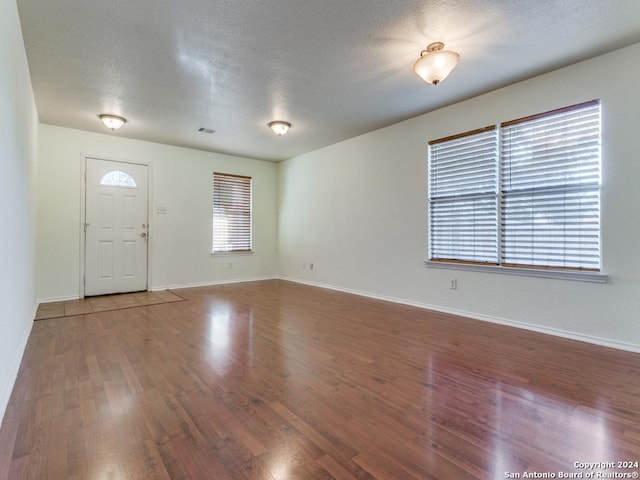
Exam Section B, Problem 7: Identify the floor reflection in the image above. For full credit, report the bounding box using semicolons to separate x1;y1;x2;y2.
205;303;232;371
488;383;612;476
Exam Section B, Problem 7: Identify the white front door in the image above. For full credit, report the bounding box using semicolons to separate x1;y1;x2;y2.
85;158;148;296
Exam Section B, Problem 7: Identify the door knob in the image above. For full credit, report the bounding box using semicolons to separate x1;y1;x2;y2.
141;232;147;238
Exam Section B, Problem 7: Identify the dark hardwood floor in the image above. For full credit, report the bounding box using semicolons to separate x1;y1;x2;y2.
1;279;639;479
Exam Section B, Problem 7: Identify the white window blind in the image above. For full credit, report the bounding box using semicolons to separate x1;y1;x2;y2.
500;100;601;270
212;172;252;253
428;100;601;272
428;126;498;264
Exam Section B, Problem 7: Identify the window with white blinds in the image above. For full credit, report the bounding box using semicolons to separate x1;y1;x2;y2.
212;172;252;253
428;100;601;272
501;101;601;270
428;127;499;264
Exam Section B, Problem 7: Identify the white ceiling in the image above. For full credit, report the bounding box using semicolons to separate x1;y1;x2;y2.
17;0;640;162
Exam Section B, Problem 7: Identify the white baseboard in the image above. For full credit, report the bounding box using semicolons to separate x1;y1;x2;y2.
278;276;640;354
0;302;36;428
151;275;278;291
37;294;80;303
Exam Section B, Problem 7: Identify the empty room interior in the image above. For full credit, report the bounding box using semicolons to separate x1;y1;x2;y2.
2;0;640;478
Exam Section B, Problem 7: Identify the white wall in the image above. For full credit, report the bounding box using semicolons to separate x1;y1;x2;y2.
37;125;278;300
0;0;39;421
278;43;640;351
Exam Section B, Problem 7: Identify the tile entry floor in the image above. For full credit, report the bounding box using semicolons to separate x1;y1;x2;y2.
35;290;185;320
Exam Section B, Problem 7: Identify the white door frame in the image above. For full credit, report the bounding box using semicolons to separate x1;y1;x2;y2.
79;154;153;298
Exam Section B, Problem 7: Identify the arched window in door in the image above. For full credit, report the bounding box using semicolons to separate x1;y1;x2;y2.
99;170;137;188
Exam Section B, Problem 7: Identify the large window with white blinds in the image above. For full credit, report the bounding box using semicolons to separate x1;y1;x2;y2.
212;172;252;253
428;100;601;272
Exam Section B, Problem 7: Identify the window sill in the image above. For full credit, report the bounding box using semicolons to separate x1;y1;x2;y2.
211;250;254;256
425;261;608;284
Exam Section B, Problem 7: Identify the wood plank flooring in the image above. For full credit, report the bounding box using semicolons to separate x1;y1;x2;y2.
1;279;639;479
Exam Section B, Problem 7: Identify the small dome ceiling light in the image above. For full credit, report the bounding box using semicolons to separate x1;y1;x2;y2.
99;114;127;131
268;120;291;136
413;42;460;85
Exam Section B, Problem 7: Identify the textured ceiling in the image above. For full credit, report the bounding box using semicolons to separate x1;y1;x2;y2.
17;0;640;162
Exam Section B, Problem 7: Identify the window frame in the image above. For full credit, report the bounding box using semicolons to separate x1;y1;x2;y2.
212;172;253;254
426;100;607;283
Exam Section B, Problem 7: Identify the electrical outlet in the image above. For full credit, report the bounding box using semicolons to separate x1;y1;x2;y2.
449;278;457;290
228;262;233;269
302;263;307;269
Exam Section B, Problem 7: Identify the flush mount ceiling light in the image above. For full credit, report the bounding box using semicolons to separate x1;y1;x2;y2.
99;114;127;131
268;120;291;136
413;42;460;85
